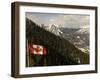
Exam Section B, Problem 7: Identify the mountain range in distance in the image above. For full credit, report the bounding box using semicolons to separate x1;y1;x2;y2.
61;27;89;53
41;24;89;54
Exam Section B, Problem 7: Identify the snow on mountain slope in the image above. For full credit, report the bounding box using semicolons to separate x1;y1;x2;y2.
75;25;89;34
42;24;63;36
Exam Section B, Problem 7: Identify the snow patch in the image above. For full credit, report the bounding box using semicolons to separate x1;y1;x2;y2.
76;25;89;34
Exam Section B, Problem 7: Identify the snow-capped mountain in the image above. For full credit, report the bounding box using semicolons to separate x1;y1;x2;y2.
49;24;63;36
41;24;63;36
61;27;89;53
75;25;89;34
41;24;89;54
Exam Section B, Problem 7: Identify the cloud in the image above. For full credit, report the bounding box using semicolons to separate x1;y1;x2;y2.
26;12;89;28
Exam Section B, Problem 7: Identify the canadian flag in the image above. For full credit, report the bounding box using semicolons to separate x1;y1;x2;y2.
28;42;47;55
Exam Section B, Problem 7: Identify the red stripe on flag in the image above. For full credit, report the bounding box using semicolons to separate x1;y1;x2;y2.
28;42;34;55
43;47;47;55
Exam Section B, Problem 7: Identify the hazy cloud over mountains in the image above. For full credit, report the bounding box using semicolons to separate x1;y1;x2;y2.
26;12;89;28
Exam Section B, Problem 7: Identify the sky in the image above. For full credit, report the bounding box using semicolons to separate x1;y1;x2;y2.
26;12;90;28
